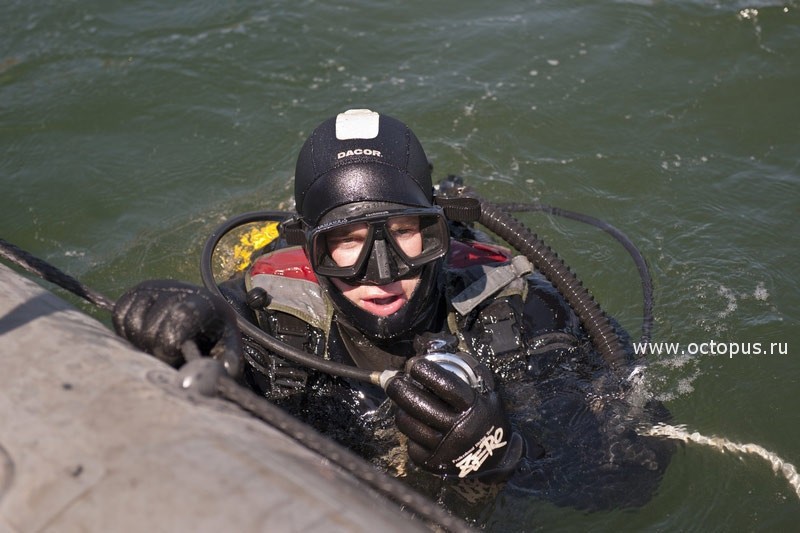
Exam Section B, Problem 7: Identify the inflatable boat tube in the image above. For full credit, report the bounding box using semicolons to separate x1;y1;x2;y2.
0;263;428;532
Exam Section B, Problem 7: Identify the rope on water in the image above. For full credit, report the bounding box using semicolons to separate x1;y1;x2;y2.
0;237;114;312
641;423;800;500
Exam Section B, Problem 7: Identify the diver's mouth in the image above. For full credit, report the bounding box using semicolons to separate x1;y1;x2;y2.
361;293;406;316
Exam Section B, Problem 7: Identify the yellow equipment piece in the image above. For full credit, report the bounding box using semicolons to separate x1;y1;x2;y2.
232;222;280;271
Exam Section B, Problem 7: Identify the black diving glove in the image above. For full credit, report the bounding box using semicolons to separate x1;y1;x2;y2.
385;357;524;480
113;280;242;377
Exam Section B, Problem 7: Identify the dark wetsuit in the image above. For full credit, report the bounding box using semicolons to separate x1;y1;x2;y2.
220;238;673;514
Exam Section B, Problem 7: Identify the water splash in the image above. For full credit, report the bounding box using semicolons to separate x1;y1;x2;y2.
717;285;738;319
753;281;769;301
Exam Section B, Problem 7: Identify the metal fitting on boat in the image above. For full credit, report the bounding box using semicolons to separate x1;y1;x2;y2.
179;358;226;397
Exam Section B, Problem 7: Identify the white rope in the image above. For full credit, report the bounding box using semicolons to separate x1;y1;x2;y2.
641;423;800;500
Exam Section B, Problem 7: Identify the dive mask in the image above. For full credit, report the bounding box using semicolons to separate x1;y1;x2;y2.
306;207;449;285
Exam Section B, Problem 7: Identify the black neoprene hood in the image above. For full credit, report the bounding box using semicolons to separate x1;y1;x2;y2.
294;109;433;225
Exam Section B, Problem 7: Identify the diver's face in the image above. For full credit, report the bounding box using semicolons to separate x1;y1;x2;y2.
327;216;422;317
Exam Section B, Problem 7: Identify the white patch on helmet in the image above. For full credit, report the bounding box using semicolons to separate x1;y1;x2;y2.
335;109;380;140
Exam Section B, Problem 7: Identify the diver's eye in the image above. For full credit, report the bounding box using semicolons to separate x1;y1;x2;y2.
325;223;369;267
387;216;423;257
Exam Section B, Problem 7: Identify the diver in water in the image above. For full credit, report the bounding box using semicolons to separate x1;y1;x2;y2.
114;109;671;510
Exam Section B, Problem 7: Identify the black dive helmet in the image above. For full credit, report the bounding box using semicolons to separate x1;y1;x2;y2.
291;109;448;342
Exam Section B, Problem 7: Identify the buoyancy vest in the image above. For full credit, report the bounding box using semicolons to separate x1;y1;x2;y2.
239;238;582;476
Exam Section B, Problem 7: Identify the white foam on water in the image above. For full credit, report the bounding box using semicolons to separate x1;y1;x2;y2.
754;281;769;301
717;285;738;318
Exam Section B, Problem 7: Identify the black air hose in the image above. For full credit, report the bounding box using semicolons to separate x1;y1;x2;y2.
477;201;628;369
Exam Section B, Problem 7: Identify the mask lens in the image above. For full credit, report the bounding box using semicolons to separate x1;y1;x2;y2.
385;213;448;266
323;221;370;267
309;221;372;278
385;215;423;258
